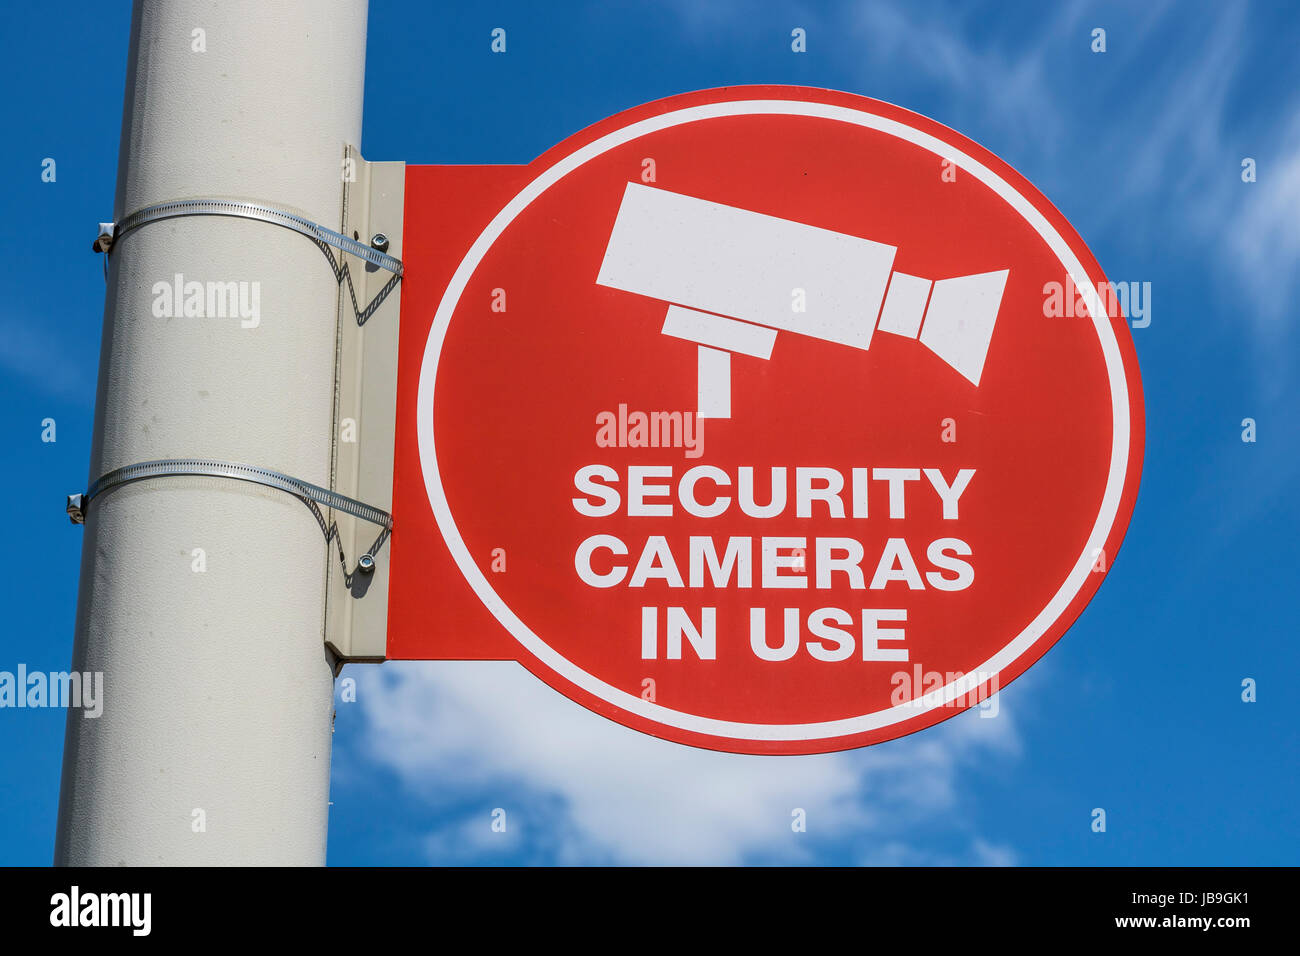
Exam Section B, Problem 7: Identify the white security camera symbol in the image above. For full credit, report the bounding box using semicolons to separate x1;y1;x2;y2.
596;183;1010;418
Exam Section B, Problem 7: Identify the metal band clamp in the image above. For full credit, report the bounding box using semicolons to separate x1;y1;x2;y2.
97;198;402;274
93;198;403;324
67;458;393;575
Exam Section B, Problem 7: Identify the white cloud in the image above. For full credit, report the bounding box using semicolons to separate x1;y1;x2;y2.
346;660;1022;865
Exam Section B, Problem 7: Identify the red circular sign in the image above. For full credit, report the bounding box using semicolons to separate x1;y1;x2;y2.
414;86;1144;754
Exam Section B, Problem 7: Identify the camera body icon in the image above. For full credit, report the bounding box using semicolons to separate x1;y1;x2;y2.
597;183;1009;418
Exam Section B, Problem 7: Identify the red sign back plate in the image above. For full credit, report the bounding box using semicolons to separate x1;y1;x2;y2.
387;86;1145;755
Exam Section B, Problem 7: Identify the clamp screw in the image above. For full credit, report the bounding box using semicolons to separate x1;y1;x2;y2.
357;553;376;574
370;233;390;253
66;494;86;524
92;222;115;254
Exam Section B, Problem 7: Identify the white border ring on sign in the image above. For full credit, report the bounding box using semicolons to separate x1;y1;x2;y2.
417;99;1130;744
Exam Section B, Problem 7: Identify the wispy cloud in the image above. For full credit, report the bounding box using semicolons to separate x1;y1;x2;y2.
1221;112;1300;337
831;2;1296;379
841;0;1072;151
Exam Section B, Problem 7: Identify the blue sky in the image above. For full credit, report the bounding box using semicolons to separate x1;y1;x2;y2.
2;0;1297;865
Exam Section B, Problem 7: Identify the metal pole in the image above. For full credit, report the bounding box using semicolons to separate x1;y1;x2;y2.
55;0;368;865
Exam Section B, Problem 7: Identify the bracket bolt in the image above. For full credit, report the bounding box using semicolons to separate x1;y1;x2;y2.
92;223;115;254
370;233;390;253
357;553;376;574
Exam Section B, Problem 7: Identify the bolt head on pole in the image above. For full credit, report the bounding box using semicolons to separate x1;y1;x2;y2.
369;233;389;253
357;553;376;574
92;223;115;253
66;494;85;524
